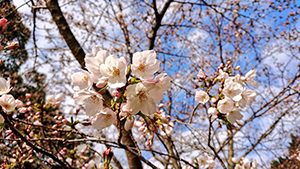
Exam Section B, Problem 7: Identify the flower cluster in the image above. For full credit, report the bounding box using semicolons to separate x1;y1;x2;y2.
71;46;171;130
197;154;215;169
195;62;258;124
233;157;258;169
0;77;18;122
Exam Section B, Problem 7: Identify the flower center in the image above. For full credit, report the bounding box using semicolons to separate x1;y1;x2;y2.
112;66;120;77
2;103;10;109
138;63;147;72
137;91;148;101
90;95;99;103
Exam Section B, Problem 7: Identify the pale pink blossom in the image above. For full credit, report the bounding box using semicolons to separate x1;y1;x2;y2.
195;90;209;104
85;47;109;82
71;71;93;91
0;94;17;112
92;108;116;130
73;90;103;117
243;69;259;87
126;83;157;115
223;80;244;101
0;77;11;95
131;50;160;80
208;107;218;115
217;97;234;114
239;90;257;108
227;108;243;123
100;55;127;88
143;73;171;102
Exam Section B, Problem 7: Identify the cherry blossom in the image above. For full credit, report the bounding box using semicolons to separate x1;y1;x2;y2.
71;71;93;91
195;90;209;104
131;50;160;80
0;94;17;112
100;55;127;88
0;77;11;95
242;69;258;88
239;90;257;108
143;73;171;102
126;83;157;115
197;155;215;169
208;107;218;115
223;80;244;101
85;47;109;82
73;90;103;117
227;108;243;123
217;97;234;114
92;108;116;130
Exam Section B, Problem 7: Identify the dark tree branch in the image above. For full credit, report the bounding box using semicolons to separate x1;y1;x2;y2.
45;0;86;69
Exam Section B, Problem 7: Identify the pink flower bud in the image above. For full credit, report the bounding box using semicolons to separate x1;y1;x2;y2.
6;42;19;50
25;93;31;98
211;97;218;104
62;119;68;124
19;107;27;113
52;130;58;135
232;157;238;163
208;107;218;115
96;78;108;88
0;18;7;33
27;107;33;112
58;116;63;120
134;121;143;127
6;130;12;134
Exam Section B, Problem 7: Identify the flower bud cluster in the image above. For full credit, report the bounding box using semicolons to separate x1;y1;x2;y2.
134;105;175;147
233;157;258;169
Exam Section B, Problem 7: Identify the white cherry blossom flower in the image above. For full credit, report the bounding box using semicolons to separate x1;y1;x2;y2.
71;71;93;91
126;83;156;115
223;80;244;101
85;48;109;82
92;108;116;130
55;93;65;103
227;108;243;123
46;95;56;104
217;69;229;80
195;90;209;104
0;94;17;112
132;50;160;80
239;90;257;108
100;55;127;88
73;90;103;117
143;73;171;102
208;107;218;115
217;97;234;114
243;69;259;87
0;77;11;95
197;155;214;168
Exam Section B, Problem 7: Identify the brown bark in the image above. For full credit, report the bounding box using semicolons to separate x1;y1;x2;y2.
119;120;143;169
45;0;85;69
